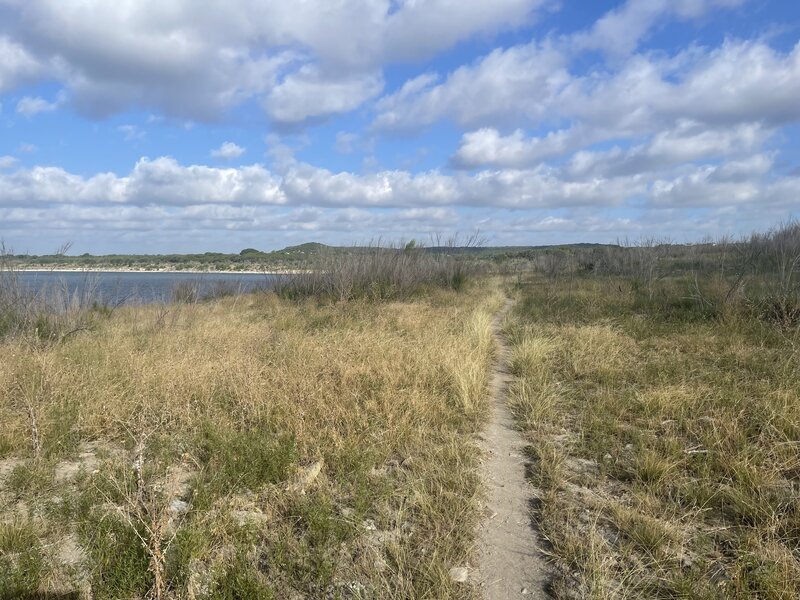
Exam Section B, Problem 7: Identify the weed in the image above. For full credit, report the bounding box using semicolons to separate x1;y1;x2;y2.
274;238;480;302
0;279;502;598
212;554;277;600
80;510;151;599
6;460;54;497
0;520;46;598
508;271;800;597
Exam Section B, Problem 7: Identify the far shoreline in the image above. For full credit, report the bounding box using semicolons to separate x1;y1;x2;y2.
14;267;307;275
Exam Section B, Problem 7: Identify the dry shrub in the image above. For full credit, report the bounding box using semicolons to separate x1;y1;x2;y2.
509;273;800;598
0;280;504;598
1;245;106;342
274;238;479;302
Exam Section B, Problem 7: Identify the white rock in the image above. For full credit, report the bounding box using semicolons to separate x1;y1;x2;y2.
449;566;469;583
232;510;269;526
287;459;324;494
169;499;191;516
362;519;377;531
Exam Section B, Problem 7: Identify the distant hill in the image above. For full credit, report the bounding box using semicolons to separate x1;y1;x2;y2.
6;241;621;272
424;243;615;256
274;242;618;257
277;242;334;254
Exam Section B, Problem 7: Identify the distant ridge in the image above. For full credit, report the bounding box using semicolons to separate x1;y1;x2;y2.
275;241;617;256
5;241;622;271
279;242;333;253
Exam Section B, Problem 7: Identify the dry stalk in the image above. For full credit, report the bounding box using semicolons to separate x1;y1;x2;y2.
14;373;48;459
94;420;178;599
24;396;41;458
99;476;178;600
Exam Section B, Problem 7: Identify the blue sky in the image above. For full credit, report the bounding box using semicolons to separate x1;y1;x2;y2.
1;0;799;254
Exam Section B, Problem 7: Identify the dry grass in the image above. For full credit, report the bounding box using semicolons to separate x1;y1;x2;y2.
0;282;503;599
274;241;476;302
507;274;800;599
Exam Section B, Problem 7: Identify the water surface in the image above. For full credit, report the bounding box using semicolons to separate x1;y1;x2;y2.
14;270;277;305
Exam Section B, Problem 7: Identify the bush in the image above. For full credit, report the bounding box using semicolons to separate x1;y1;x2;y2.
1;245;101;341
535;220;800;330
757;293;800;328
274;238;477;302
170;280;200;304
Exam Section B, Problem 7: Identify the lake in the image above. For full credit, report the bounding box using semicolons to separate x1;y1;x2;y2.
12;270;278;306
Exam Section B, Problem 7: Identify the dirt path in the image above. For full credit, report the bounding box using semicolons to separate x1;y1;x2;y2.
473;299;549;598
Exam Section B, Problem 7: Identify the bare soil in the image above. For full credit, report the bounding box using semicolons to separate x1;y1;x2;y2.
473;299;550;598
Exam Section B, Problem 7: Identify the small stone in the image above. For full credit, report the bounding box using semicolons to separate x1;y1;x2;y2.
363;519;377;531
522;587;529;595
232;509;269;526
373;556;388;572
679;551;695;569
449;566;469;583
345;581;367;594
187;558;213;599
170;499;190;516
287;459;324;494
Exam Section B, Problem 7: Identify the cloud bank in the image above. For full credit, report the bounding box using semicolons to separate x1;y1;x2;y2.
0;0;799;252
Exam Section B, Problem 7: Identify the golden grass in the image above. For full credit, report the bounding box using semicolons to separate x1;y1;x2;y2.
508;274;800;599
0;282;504;599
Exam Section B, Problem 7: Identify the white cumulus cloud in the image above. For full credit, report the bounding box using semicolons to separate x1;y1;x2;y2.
373;42;569;131
16;95;61;117
571;0;745;58
211;142;246;160
0;156;19;170
0;0;545;122
0;36;43;93
264;67;384;124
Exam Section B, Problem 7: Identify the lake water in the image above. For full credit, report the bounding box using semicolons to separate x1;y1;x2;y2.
12;271;278;305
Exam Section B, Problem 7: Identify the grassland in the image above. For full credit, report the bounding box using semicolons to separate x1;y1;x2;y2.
0;283;503;599
2;221;798;599
505;273;799;598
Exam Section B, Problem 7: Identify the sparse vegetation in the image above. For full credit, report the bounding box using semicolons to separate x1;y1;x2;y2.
2;239;494;273
2;220;798;598
0;273;502;598
505;220;800;598
1;246;104;342
274;239;479;301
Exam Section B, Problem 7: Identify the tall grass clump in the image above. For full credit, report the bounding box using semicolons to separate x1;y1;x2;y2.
506;221;800;598
524;220;800;329
170;279;246;304
274;238;478;301
0;273;502;598
0;245;102;341
746;219;800;327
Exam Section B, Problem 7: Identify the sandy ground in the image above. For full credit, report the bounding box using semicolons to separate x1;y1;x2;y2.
473;299;550;598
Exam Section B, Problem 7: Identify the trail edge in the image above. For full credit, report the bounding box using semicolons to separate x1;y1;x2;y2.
472;298;549;598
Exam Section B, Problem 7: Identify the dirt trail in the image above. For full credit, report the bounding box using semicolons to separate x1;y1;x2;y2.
473;299;549;598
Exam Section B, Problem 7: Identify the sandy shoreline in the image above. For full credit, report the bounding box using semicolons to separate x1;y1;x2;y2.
14;267;306;275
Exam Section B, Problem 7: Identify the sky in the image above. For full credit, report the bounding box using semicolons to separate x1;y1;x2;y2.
1;0;799;254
